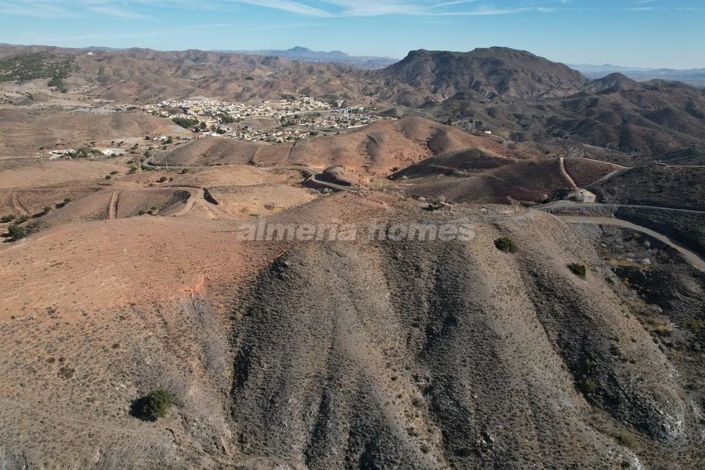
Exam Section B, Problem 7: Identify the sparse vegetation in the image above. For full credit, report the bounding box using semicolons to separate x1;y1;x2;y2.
0;214;16;223
611;430;638;449
568;263;587;278
132;389;175;421
0;52;74;83
685;319;705;335
495;237;517;253
57;366;75;380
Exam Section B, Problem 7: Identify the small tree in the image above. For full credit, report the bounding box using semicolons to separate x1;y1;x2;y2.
568;263;587;278
133;389;175;421
7;224;26;241
495;237;517;253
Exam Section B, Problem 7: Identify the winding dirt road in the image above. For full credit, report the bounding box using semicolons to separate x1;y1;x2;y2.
559;157;578;190
560;215;705;273
11;192;29;216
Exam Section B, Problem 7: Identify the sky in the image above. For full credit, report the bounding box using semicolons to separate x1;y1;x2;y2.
0;0;703;68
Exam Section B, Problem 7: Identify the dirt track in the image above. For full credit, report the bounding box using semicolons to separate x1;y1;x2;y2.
559;157;578;190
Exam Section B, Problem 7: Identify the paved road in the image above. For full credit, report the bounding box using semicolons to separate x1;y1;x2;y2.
261;165;358;193
560;215;705;273
537;200;705;216
585;167;630;188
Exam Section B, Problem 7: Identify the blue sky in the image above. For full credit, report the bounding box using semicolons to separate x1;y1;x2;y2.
0;0;703;68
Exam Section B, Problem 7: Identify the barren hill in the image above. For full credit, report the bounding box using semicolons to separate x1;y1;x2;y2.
1;193;703;468
0;108;190;158
155;117;511;175
379;47;587;105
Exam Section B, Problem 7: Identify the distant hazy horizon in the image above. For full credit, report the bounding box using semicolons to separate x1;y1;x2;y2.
1;0;704;69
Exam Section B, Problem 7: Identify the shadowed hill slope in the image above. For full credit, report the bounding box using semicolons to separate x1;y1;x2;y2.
379;47;587;105
229;206;687;468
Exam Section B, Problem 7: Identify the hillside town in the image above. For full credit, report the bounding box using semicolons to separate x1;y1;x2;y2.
142;96;388;143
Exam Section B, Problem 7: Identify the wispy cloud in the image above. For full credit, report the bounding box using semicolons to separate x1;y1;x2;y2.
3;0;698;19
88;4;150;18
230;0;331;17
0;0;565;18
0;0;76;18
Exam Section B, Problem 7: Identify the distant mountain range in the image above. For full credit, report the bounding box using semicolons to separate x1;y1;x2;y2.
233;46;397;70
571;64;705;88
1;43;704;162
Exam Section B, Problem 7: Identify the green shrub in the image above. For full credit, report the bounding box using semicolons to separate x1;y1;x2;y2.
172;117;198;129
48;75;66;92
495;237;517;253
0;214;16;223
219;113;235;123
133;389;175;421
568;263;587;278
34;206;51;217
7;224;26;241
577;376;598;395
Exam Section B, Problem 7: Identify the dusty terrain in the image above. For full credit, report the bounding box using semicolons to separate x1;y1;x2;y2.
1;44;705;469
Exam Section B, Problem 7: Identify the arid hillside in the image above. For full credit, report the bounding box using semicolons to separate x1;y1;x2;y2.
2;191;704;468
153;117;515;175
1;43;705;469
